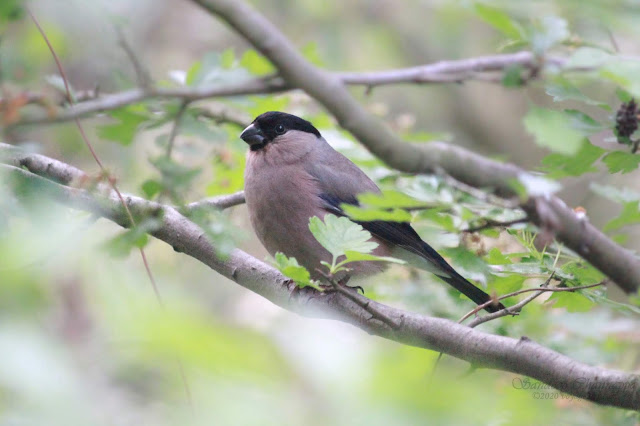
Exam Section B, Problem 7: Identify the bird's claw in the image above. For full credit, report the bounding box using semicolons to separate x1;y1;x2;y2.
319;280;365;295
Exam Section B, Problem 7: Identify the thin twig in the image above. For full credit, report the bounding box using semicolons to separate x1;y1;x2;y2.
459;272;556;324
464;217;529;233
194;104;251;128
166;101;189;158
185;191;246;212
464;278;608;328
434;167;521;209
25;7;164;305
316;270;400;329
430;273;556;380
116;28;153;90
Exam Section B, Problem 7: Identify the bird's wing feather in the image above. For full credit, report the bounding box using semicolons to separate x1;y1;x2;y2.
318;193;454;277
305;143;454;275
305;140;504;312
318;193;504;311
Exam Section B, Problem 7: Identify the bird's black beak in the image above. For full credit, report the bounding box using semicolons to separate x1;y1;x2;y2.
240;123;266;148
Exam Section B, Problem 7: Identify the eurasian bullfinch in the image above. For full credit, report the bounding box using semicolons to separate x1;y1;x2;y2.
241;111;504;313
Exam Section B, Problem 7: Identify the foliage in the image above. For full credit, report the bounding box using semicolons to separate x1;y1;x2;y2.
2;0;640;425
308;214;404;277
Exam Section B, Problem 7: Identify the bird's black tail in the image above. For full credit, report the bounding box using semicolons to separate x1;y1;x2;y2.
439;269;504;313
356;217;505;313
412;240;505;313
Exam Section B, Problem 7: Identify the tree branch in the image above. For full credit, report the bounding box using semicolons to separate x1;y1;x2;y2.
185;191;246;212
7;51;569;128
7;78;287;127
338;51;564;86
1;143;639;410
466;280;608;328
187;0;640;295
464;217;529;233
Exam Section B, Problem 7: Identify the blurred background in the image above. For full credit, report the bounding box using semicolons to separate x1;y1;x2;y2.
2;0;640;424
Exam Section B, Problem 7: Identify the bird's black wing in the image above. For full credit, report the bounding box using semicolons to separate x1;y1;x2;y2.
318;193;504;313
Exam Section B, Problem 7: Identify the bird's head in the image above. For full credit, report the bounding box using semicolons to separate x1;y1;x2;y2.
240;111;321;151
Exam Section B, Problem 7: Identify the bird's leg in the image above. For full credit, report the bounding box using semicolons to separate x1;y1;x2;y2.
287;279;318;304
315;270;365;294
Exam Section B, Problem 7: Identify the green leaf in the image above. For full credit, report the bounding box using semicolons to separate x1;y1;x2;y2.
545;78;610;110
309;214;378;259
97;106;149;145
561;263;605;285
240;49;275;75
517;173;561;197
485;248;512;265
357;190;426;209
184;51;250;87
540;141;605;178
419;209;457;232
602;151;640;174
603;202;640;232
102;217;162;258
342;204;412;222
220;48;236;69
180;111;227;141
247;97;290;118
301;42;323;66
185;60;202;86
273;252;317;289
590;182;640;203
141;179;163;199
403;130;453;143
612;234;630;245
529;16;569;54
563;109;608;135
441;247;490;278
502;65;524;88
524;106;584;154
187;52;223;86
616;87;633;103
0;0;24;23
474;4;524;40
187;208;244;258
548;291;595;312
566;47;611;68
343;251;405;265
489;274;526;294
150;156;202;203
207;149;246;194
600;58;640;98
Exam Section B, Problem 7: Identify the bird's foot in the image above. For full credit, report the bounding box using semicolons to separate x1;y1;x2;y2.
318;276;364;294
287;280;318;303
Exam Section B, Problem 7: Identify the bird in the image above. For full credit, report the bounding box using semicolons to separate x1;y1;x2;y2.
240;111;504;313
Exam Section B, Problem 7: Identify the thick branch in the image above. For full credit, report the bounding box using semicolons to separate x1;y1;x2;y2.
1;144;639;410
188;0;640;294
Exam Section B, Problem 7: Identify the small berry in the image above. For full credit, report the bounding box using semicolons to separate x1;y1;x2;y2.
615;99;638;144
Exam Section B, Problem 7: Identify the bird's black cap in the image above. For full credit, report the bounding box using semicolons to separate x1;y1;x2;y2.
240;111;321;150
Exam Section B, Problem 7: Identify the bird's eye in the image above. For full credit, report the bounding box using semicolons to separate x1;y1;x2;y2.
275;124;285;135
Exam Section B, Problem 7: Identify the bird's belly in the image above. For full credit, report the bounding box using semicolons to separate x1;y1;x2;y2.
244;163;390;280
246;189;390;279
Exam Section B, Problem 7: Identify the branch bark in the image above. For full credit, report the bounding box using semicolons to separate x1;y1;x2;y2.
7;51;567;128
188;0;640;295
1;143;639;410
